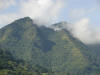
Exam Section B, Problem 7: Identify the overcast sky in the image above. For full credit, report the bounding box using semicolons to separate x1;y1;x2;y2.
0;0;100;44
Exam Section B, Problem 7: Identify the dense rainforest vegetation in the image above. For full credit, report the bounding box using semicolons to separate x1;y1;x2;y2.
0;17;100;75
0;47;52;75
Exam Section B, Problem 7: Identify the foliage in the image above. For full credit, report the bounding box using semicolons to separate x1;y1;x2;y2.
0;47;53;75
0;17;100;75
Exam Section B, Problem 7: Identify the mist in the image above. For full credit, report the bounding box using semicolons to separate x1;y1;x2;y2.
66;18;100;44
0;0;65;27
0;0;100;45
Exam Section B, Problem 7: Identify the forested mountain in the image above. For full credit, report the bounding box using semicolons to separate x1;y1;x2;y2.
88;44;100;66
0;17;100;75
88;44;100;56
0;47;51;75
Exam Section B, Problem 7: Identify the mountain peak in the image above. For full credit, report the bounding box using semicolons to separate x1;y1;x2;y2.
0;17;99;74
49;21;68;31
7;17;36;29
14;17;33;23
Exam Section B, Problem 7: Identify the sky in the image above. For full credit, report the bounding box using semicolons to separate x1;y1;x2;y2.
67;0;100;27
0;0;100;44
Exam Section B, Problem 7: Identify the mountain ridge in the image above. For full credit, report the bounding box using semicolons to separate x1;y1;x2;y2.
0;17;100;75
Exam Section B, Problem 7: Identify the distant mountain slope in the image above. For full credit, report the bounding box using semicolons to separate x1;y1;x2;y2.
0;17;100;75
88;44;100;65
88;44;100;56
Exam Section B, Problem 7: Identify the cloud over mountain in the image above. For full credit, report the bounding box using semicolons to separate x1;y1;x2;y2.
67;18;100;44
20;0;64;25
0;0;15;10
0;0;65;27
0;0;100;44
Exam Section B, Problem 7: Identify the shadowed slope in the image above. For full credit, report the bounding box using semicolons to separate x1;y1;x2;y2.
0;17;100;75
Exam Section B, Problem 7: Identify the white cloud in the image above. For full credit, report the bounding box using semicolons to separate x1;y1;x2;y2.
69;9;86;19
67;7;100;44
0;13;20;28
69;8;96;21
19;0;64;25
0;0;100;44
0;0;65;27
0;0;16;10
67;18;100;44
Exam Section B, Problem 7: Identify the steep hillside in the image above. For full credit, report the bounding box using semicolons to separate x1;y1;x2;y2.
88;44;100;56
0;17;100;75
88;44;100;66
0;47;51;75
